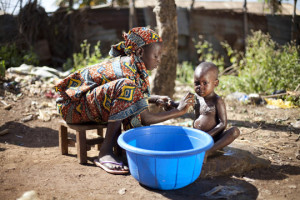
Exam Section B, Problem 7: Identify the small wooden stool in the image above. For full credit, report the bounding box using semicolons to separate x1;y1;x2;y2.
59;121;107;164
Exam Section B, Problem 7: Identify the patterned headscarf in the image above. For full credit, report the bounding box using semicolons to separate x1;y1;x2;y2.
109;27;162;57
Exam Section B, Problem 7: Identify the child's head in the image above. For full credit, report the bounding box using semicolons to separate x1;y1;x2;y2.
194;62;219;98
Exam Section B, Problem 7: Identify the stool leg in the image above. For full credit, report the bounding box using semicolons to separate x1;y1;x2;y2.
96;128;103;150
59;125;68;155
76;130;87;164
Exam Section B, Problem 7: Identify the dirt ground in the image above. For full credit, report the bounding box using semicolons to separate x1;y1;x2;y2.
0;75;299;200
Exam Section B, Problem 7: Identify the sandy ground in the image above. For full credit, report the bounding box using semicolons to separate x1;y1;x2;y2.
0;76;299;200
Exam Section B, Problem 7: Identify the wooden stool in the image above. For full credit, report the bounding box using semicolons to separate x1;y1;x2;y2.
59;121;107;164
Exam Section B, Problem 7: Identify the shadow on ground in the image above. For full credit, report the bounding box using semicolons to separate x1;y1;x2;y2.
0;121;58;148
228;119;300;134
141;177;258;200
237;164;300;181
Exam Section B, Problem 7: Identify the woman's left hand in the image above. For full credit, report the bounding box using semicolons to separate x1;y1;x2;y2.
155;95;173;110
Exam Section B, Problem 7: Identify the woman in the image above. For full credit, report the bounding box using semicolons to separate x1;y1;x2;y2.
55;27;194;174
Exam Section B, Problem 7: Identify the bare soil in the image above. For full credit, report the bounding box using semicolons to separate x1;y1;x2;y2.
0;76;299;200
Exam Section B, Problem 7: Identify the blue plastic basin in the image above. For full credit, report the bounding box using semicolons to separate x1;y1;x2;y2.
117;125;214;190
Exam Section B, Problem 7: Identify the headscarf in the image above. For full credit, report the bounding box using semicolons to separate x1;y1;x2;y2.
109;27;162;57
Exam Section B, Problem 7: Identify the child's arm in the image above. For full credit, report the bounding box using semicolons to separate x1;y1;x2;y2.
141;92;194;125
207;97;227;137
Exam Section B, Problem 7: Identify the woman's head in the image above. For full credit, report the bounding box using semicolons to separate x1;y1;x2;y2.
136;42;162;71
109;27;162;65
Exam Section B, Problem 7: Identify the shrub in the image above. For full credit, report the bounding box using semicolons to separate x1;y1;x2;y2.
63;40;105;71
0;60;5;78
240;30;300;94
195;36;225;72
0;43;39;69
176;61;194;86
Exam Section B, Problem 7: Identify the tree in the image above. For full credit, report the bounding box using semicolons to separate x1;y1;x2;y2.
243;0;248;51
268;0;282;15
129;0;137;29
152;0;178;99
291;0;298;41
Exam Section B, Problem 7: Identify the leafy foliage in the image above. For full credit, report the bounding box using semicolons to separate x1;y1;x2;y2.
176;61;194;87
0;43;39;70
195;36;225;72
0;60;5;78
239;31;299;94
63;40;105;71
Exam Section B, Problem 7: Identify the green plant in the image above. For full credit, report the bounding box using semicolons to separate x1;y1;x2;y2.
239;30;300;94
0;60;5;78
0;43;22;68
194;36;225;72
176;61;194;86
220;41;244;75
23;47;39;66
0;43;39;69
63;40;104;71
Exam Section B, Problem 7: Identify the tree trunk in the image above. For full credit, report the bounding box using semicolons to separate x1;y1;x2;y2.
243;0;248;52
129;0;137;29
152;0;178;99
291;0;298;41
69;0;73;10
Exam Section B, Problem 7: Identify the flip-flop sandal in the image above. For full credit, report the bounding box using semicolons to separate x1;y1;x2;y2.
94;159;129;175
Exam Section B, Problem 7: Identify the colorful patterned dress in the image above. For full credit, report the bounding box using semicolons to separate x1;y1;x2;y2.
55;55;150;130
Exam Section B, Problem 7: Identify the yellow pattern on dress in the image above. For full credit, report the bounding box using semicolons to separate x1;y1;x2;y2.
119;85;135;101
124;62;136;73
103;94;112;111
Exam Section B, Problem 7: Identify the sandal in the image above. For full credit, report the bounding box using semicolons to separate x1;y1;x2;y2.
94;159;129;175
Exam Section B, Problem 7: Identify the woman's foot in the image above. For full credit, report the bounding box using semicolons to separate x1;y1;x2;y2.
94;153;129;175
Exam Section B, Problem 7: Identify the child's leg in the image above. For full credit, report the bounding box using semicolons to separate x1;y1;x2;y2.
207;127;240;155
97;120;128;171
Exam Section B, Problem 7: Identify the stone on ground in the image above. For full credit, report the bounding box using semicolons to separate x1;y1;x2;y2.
201;145;270;178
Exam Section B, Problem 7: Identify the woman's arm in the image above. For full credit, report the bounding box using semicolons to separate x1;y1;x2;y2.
141;92;194;125
148;95;171;105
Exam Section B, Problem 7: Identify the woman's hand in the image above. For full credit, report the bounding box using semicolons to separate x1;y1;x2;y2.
141;93;195;126
176;92;195;114
155;95;172;109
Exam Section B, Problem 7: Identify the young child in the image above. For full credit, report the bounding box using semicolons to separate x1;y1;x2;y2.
193;62;240;157
167;62;240;157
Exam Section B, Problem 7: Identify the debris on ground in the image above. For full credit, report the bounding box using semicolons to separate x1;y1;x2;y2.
265;98;296;109
118;188;126;195
0;129;10;136
7;64;71;79
16;190;39;200
202;185;244;199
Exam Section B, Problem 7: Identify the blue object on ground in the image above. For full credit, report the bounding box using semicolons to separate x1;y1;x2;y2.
117;125;214;190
